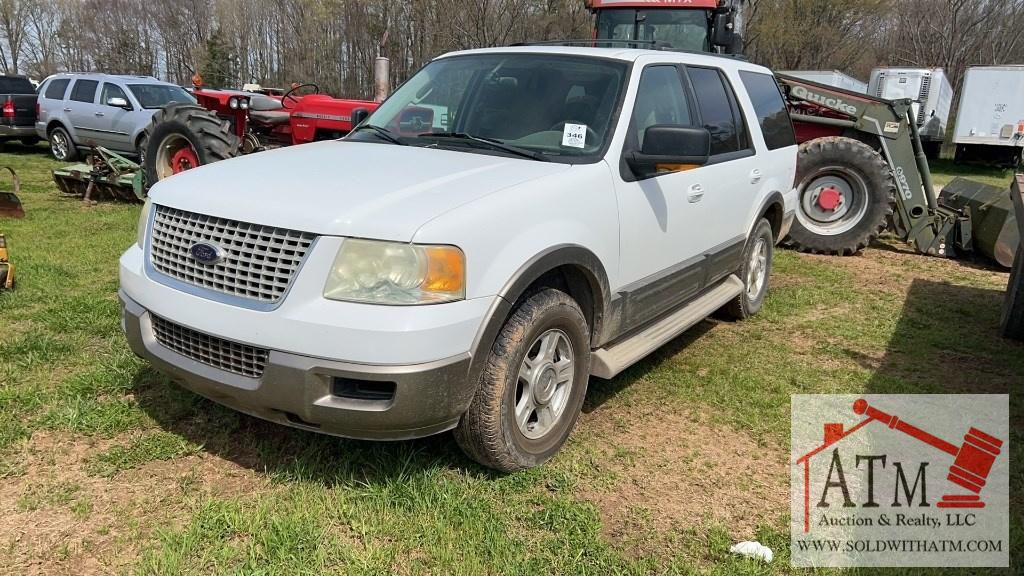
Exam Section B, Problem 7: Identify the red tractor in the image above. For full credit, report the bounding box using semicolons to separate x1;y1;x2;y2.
142;77;379;187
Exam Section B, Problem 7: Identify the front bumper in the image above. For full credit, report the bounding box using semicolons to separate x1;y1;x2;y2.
121;290;478;440
0;124;36;138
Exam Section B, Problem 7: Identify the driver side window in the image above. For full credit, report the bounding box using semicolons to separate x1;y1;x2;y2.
629;65;693;149
100;83;129;108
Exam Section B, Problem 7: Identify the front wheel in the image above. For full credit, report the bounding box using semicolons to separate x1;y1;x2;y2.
455;287;590;472
787;137;894;255
721;218;774;320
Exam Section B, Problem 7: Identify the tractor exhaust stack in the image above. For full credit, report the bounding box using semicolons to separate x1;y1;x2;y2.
374;57;390;103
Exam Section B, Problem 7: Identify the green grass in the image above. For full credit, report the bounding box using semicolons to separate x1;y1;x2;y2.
0;145;1020;574
929;158;1015;188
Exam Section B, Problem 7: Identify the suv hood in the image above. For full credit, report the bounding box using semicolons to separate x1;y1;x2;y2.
150;141;571;240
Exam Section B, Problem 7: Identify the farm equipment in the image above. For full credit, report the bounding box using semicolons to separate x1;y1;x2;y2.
585;0;1022;266
52;147;144;203
1002;175;1024;340
141;76;380;188
0;166;24;289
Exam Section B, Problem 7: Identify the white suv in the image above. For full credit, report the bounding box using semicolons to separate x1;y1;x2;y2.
120;46;797;472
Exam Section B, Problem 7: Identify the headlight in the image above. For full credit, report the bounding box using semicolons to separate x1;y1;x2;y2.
324;239;465;305
239;98;249;110
228;97;239;109
136;198;152;247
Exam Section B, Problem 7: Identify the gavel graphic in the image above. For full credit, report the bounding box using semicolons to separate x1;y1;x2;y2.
853;399;1003;509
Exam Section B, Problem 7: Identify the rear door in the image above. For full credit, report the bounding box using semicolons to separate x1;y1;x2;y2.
681;65;760;275
65;79;103;147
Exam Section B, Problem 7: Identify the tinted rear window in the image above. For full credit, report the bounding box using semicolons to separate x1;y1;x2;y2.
0;76;35;94
740;71;796;150
44;78;70;100
70;79;98;103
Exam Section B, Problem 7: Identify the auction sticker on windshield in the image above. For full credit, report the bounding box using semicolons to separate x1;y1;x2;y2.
791;394;1008;568
562;123;587;148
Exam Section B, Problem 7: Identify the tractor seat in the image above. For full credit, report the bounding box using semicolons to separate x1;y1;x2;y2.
248;109;291;125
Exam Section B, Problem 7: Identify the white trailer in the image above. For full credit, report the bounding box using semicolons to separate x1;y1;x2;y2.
953;65;1024;166
778;70;867;94
868;67;953;155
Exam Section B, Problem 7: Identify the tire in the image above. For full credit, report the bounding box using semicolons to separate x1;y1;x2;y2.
1001;245;1024;340
143;103;239;187
787;136;894;255
721;218;774;320
48;126;77;161
454;287;591;472
19;137;40;147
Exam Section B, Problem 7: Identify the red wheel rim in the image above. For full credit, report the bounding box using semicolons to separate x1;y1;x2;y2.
169;145;200;174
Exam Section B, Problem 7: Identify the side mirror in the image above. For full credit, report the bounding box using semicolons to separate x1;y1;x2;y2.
107;96;131;110
711;11;737;50
627;126;711;178
351;107;370;127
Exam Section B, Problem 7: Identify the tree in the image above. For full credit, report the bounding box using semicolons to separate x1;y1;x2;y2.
200;27;238;88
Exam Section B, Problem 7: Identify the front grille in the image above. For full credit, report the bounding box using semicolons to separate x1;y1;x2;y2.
151;314;269;378
149;205;316;304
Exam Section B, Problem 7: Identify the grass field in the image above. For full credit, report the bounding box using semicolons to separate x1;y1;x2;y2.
0;142;1020;575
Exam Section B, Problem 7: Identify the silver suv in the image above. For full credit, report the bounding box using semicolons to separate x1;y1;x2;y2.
36;73;195;161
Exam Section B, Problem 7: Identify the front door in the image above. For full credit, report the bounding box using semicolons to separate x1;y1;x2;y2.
612;64;712;329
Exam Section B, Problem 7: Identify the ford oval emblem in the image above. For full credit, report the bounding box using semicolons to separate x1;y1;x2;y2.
189;242;225;265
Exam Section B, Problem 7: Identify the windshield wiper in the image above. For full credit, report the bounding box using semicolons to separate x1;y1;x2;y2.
418;132;549;162
350;124;406;145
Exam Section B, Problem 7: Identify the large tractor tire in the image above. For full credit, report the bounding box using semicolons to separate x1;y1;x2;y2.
787;137;895;256
143;103;239;189
1001;245;1024;341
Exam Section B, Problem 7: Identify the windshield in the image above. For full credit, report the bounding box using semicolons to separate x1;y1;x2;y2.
127;84;196;109
596;9;710;52
354;54;629;162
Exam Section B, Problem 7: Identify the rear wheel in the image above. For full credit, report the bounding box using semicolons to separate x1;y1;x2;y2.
48;126;77;161
721;218;774;320
455;287;590;472
787;137;894;255
143;104;239;187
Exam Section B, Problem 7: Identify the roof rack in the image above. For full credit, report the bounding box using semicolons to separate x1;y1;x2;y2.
509;39;748;60
511;39;672;49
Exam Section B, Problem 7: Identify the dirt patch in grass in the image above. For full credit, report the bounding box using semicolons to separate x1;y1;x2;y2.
576;405;788;555
0;431;270;575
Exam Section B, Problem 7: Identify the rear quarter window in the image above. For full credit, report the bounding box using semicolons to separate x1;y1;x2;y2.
43;78;70;100
0;76;35;94
739;71;796;150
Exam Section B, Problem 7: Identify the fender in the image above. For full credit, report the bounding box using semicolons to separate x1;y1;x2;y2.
751;190;786;241
465;244;611;391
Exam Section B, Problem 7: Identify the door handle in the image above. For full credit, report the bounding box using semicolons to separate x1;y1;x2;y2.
687;183;705;203
62;107;72;112
94;112;104;117
750;169;763;184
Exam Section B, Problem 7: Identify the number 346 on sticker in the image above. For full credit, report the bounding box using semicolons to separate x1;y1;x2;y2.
562;123;587;149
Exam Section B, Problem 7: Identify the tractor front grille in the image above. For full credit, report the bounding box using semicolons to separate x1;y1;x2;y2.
151;314;269;378
149;205;316;305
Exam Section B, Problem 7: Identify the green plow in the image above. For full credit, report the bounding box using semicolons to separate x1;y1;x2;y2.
939;178;1020;269
52;147;145;203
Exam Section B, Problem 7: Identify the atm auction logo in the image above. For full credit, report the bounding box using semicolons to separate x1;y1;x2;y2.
790;394;1009;568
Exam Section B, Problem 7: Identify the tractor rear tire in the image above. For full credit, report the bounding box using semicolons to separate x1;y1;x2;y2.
1001;245;1024;341
143;104;239;189
786;137;894;256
